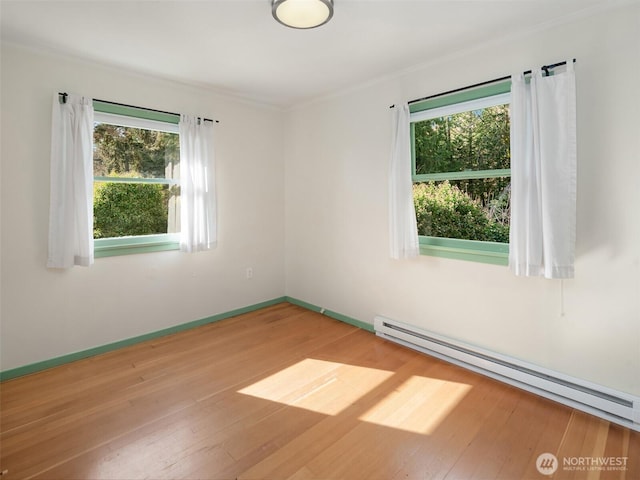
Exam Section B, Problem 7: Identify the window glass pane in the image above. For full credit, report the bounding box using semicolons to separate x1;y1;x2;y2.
93;123;179;179
414;104;510;175
93;182;180;239
413;179;510;243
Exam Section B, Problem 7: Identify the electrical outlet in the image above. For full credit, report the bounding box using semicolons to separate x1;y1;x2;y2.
246;267;253;279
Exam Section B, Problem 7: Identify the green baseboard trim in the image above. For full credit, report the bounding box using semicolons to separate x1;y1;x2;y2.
1;296;373;382
284;296;375;333
0;296;287;382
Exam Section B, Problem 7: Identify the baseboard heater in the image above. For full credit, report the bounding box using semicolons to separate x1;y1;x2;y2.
374;316;640;432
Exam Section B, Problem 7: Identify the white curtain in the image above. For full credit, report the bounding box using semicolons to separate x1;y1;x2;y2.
389;103;419;259
509;61;577;279
179;115;217;253
47;93;94;268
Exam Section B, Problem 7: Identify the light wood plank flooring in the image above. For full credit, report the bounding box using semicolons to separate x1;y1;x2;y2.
1;302;638;479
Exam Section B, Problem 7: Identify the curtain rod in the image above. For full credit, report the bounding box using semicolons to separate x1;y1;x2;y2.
58;93;219;124
390;59;576;109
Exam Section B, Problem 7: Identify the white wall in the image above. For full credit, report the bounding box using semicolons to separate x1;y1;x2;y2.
0;45;285;371
284;4;640;396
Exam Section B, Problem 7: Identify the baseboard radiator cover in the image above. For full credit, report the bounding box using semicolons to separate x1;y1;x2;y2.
374;316;640;432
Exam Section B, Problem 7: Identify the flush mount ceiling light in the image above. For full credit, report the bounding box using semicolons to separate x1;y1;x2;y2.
272;0;334;29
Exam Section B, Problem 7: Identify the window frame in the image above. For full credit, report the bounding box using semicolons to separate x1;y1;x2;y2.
92;101;181;258
409;80;512;265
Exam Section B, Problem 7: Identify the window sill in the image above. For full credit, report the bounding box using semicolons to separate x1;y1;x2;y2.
94;234;180;258
419;236;508;266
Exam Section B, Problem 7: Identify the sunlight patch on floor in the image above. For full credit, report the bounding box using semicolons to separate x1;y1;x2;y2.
238;358;394;415
359;375;472;434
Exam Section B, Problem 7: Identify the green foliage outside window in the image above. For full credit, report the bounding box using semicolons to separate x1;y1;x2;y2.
93;175;169;239
94;124;178;178
92;122;179;239
414;106;510;175
412;103;511;243
413;181;509;243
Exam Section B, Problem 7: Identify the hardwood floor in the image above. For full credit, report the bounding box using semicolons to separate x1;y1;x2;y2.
1;302;638;479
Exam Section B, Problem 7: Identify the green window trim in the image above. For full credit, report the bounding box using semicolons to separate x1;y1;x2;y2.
411;79;512;266
94;234;180;258
413;168;511;183
409;80;511;114
93;100;179;124
93;101;180;258
419;236;509;266
94;176;179;185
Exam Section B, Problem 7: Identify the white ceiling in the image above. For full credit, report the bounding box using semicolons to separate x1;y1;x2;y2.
0;0;625;107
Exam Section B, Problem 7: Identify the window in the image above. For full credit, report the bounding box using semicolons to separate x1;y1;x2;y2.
92;102;181;257
409;81;511;265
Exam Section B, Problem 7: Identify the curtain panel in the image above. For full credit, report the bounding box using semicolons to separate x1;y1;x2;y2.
47;93;94;268
179;115;217;253
389;103;419;259
509;61;577;279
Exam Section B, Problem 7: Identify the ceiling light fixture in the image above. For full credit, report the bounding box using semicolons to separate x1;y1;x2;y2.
272;0;334;29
